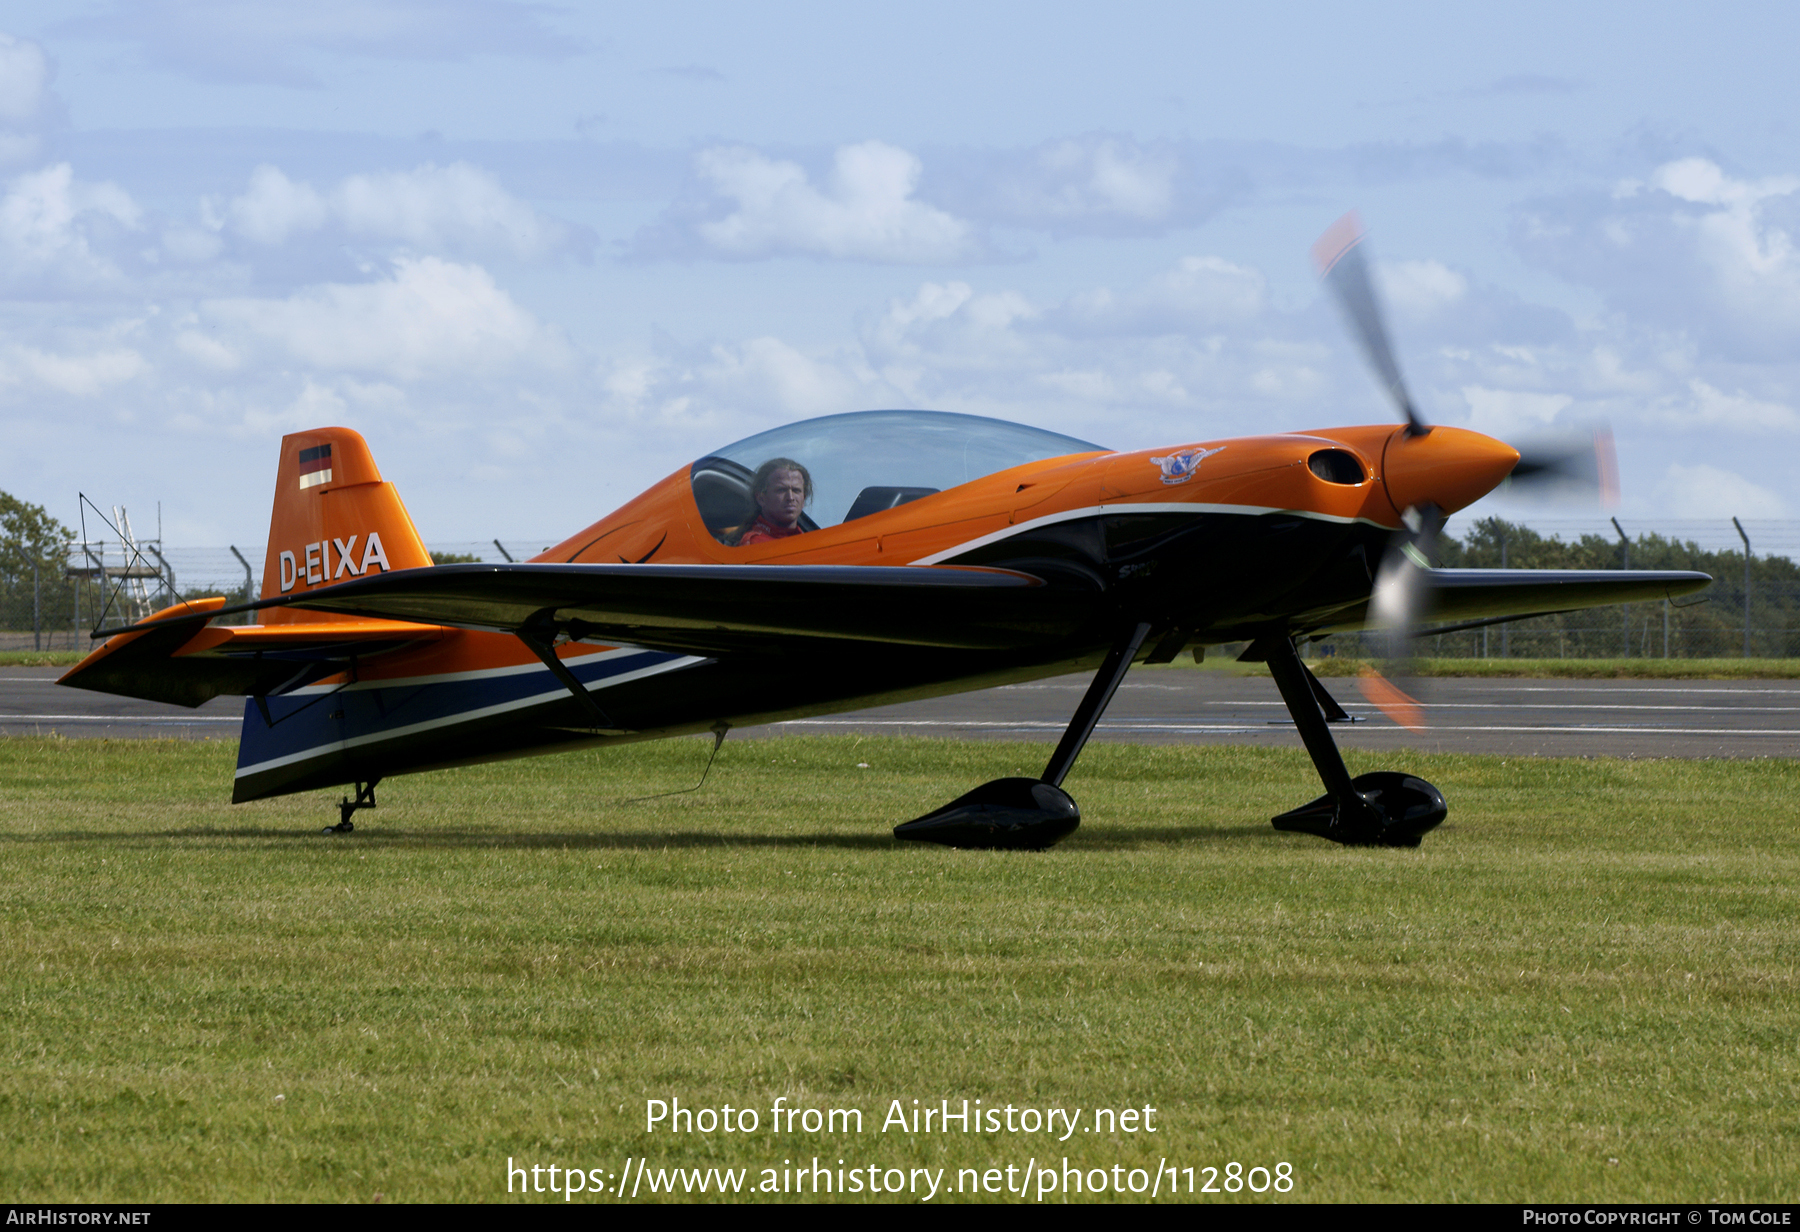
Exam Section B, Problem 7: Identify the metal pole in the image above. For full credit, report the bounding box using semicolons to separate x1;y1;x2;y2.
1499;530;1508;658
1611;517;1629;657
1733;517;1751;658
229;545;255;605
493;539;515;563
147;544;175;610
32;558;39;652
81;541;109;629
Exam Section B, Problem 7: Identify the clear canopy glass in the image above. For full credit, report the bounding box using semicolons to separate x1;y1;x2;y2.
689;410;1108;544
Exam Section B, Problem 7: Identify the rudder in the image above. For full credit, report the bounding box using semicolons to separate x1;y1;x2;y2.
259;427;432;624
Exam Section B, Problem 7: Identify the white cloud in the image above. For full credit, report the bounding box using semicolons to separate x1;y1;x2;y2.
0;33;51;121
864;256;1276;378
698;337;862;416
199;374;416;440
924;134;1233;237
160;225;224;263
595;336;872;429
0;164;140;291
1057;256;1267;336
334;163;576;258
859;280;1065;411
174;329;239;371
864;258;1272;381
1460;386;1573;437
862;276;1021;354
1631;161;1800;347
0;344;146;395
53;1;583;87
203;256;565;380
880;280;978;332
1653;463;1786;518
226;165;328;244
223;162;587;260
236;377;349;437
0;133;37;166
1578;346;1664;397
1517;157;1800;359
1651;157;1800;208
0;33;55;169
9;149;1800;549
1020;136;1176;222
1684;379;1800;433
683;141;978;263
847;258;1351;444
1378;259;1468;318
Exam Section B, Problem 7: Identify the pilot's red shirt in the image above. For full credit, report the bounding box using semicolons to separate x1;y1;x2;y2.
738;515;804;546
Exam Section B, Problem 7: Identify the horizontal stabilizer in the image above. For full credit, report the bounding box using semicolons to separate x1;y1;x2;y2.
60;597;448;707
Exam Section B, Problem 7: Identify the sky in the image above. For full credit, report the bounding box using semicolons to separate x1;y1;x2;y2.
2;0;1799;571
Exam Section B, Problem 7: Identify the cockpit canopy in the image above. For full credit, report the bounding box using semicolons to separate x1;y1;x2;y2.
690;410;1107;545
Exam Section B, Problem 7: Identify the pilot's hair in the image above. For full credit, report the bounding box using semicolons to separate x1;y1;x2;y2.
751;457;812;503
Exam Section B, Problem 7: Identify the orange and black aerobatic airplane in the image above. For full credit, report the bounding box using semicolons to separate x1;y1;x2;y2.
59;217;1711;849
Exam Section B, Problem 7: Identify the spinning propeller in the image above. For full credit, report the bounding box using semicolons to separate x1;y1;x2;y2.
1312;213;1431;439
1312;212;1618;728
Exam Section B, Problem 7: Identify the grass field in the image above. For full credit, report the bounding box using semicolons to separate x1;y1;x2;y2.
2;734;1797;1204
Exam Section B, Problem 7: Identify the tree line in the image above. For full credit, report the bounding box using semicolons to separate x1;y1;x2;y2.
1356;516;1789;658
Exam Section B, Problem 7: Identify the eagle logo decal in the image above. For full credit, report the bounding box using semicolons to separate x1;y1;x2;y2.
1149;446;1225;485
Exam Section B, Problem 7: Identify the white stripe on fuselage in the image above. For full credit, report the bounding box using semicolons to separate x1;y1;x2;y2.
233;651;709;779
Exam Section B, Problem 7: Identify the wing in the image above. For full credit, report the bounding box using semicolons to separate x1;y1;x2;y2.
270;562;1092;654
1310;568;1712;634
66;563;1100;707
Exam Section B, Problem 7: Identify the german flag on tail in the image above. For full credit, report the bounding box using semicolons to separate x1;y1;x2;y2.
298;443;332;489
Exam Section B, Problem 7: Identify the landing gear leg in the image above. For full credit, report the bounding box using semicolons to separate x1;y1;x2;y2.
1256;633;1444;847
895;622;1152;850
325;779;380;834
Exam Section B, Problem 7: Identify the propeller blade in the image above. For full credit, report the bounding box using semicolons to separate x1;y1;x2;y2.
1366;503;1443;650
1313;210;1429;436
1357;502;1445;732
1356;668;1424;733
1506;427;1620;507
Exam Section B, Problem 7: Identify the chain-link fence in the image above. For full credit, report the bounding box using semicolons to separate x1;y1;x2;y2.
0;538;543;652
0;540;261;651
6;521;1800;658
1320;607;1800;661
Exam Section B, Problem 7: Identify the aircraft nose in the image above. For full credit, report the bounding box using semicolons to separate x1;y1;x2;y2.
1381;426;1521;518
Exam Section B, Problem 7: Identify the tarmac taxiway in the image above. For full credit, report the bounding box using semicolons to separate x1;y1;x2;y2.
5;666;1797;759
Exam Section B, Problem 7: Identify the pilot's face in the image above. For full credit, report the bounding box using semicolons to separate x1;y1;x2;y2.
756;468;806;528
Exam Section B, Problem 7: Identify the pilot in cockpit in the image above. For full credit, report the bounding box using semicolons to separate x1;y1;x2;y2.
736;457;813;545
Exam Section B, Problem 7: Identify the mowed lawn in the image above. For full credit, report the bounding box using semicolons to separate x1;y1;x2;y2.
1;734;1796;1203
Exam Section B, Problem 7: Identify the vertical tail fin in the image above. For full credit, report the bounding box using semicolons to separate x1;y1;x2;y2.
259;427;431;624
